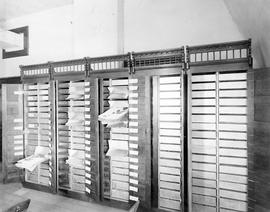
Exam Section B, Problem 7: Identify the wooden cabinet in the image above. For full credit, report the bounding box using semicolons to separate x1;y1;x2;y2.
2;84;24;183
1;39;253;212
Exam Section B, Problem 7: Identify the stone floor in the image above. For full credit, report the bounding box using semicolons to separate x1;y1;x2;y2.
0;176;125;212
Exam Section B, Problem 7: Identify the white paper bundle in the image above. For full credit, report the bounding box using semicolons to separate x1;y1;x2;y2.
66;157;84;169
72;182;85;191
34;146;51;156
69;101;85;107
68;111;84;120
107;149;128;158
68;149;84;159
109;101;129;108
107;121;128;128
66;109;84;127
15;146;50;172
69;137;85;144
68;125;85;131
69;82;85;87
66;94;84;100
68;107;85;113
98;107;128;124
66;119;84;127
72;175;85;183
72;143;85;150
14;90;25;95
66;149;85;169
106;140;128;158
109;93;128;99
108;86;128;99
69;86;84;94
70;131;84;138
109;139;128;150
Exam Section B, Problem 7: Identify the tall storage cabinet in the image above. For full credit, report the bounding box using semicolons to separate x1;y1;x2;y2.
187;40;253;212
152;75;183;211
88;55;140;207
19;64;57;193
53;61;90;200
2;84;24;183
130;48;186;212
2;39;253;212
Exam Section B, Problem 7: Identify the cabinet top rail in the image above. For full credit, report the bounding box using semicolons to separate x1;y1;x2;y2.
20;39;252;81
187;39;252;67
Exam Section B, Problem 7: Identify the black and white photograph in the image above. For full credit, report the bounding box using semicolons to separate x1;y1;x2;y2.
0;0;269;211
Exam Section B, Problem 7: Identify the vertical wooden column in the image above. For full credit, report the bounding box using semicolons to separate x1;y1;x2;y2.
152;76;159;208
49;80;57;193
215;72;220;212
137;76;152;209
247;69;255;212
98;79;105;201
89;77;100;201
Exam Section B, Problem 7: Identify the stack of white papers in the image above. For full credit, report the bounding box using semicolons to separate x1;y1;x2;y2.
98;85;129;127
66;150;84;169
66;98;84;129
98;107;128;128
15;146;50;172
108;86;129;99
106;140;128;158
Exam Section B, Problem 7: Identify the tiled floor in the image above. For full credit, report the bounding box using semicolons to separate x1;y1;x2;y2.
0;181;125;212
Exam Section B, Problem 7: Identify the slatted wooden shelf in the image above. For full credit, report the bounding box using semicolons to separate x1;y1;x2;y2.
97;76;140;204
189;71;249;212
157;75;183;212
56;80;87;195
23;82;53;188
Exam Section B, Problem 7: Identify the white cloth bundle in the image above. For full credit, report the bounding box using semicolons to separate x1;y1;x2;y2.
15;146;50;172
